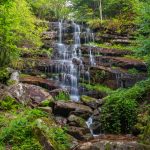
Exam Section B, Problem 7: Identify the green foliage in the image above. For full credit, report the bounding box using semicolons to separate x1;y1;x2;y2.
80;83;113;95
135;105;150;145
27;0;71;20
0;0;44;67
0;96;18;110
55;92;70;101
0;68;9;83
0;109;46;149
91;43;135;52
128;68;139;75
100;79;150;134
22;48;52;57
101;92;137;134
48;127;71;150
136;2;150;63
7;79;17;86
0;104;71;150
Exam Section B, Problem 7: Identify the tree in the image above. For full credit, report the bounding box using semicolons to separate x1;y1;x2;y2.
137;1;150;55
27;0;71;20
0;0;44;67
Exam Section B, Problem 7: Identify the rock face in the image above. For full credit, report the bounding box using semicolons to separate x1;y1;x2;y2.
81;46;132;57
8;83;53;106
94;56;147;71
53;101;93;117
20;76;59;90
90;66;147;89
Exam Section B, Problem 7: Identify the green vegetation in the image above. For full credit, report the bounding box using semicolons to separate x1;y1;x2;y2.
0;97;71;150
27;0;70;20
80;83;113;95
127;68;140;75
0;96;18;110
55;91;70;101
0;68;10;83
90;43;135;51
0;0;45;68
135;104;150;145
100;79;150;134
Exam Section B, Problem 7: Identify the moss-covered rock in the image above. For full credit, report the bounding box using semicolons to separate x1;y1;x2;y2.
81;95;99;109
68;114;87;128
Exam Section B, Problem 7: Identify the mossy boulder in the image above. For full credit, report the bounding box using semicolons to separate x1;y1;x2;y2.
68;114;87;128
81;95;99;109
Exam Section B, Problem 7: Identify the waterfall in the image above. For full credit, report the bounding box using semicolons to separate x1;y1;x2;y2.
85;28;96;66
49;21;96;102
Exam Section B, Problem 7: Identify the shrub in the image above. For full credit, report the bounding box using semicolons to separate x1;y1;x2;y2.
0;96;18;110
135;104;150;145
100;93;137;134
100;79;150;134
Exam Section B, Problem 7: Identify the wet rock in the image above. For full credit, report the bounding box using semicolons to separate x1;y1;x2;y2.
53;101;93;117
72;57;82;65
8;83;53;107
81;95;99;109
68;114;87;128
90;66;147;89
20;75;59;90
67;126;92;141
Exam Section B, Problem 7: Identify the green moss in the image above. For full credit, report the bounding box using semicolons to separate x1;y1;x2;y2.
81;95;97;103
7;79;17;86
68;115;86;128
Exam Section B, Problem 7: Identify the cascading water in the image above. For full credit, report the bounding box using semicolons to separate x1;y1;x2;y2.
51;21;96;102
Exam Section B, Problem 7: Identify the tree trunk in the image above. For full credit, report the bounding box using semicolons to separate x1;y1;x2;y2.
99;0;103;23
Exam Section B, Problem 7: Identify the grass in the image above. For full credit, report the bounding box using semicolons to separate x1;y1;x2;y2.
89;42;136;52
80;83;113;94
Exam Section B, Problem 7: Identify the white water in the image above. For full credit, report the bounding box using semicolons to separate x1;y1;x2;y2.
50;21;96;102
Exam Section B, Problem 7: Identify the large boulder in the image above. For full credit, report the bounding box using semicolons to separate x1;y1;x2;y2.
53;101;93;117
67;126;92;141
8;83;53;107
68;114;87;128
81;95;99;109
20;75;59;90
